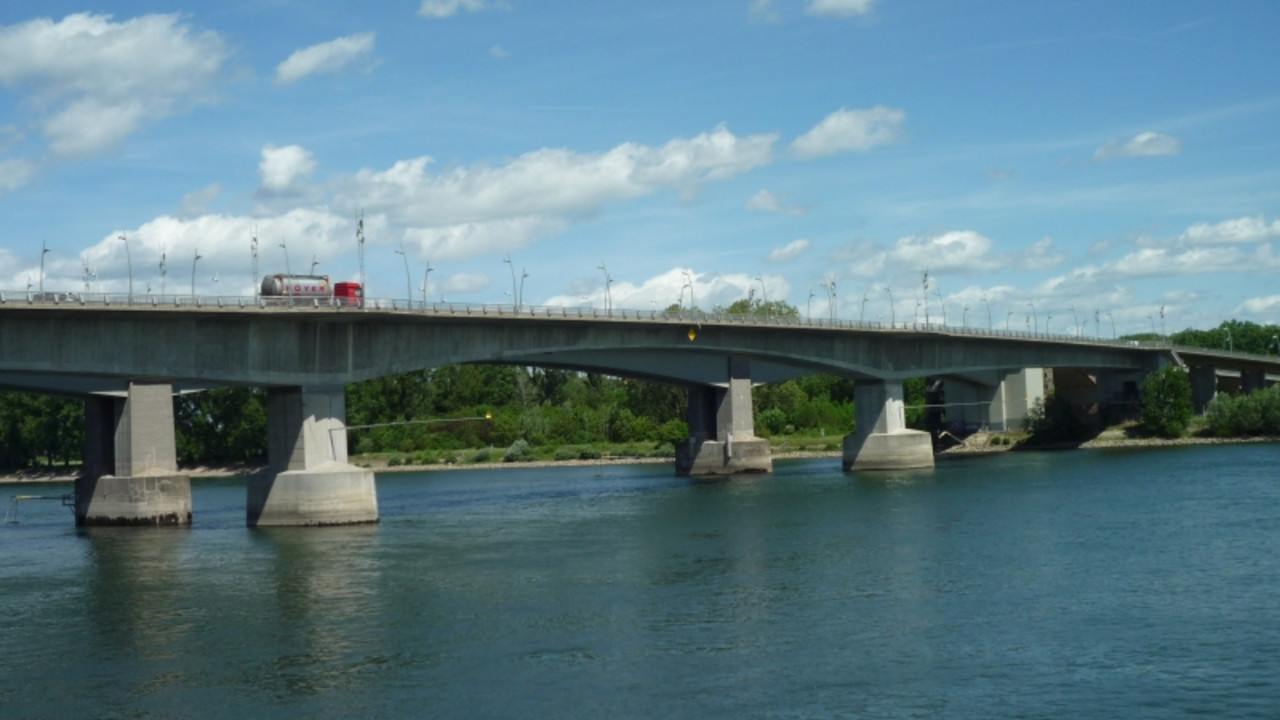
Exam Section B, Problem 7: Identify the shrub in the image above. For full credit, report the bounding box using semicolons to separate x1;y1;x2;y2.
553;447;578;461
578;445;602;460
503;439;533;463
651;442;676;458
1139;366;1193;438
467;447;492;463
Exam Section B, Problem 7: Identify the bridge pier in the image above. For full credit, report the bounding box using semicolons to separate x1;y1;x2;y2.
675;358;771;476
1189;366;1218;414
247;386;378;527
76;382;191;526
843;380;934;472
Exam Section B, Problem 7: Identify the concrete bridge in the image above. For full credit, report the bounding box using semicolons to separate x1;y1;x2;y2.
3;293;1276;527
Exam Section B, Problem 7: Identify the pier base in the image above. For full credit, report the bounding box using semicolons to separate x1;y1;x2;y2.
675;359;772;477
248;386;377;527
76;382;191;526
843;380;935;472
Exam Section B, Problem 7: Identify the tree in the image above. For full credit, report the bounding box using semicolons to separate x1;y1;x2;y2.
1139;366;1193;438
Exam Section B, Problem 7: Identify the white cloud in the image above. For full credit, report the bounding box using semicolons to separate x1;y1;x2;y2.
443;272;490;295
259;144;317;193
1235;295;1280;315
792;106;905;159
1093;131;1182;161
1178;215;1280;246
489;45;509;59
749;0;782;23
805;0;877;18
745;189;805;215
767;239;811;263
544;267;790;313
1016;237;1066;271
177;183;222;218
0;157;37;194
275;32;376;85
418;0;490;19
0;13;228;157
338;123;777;227
402;216;567;261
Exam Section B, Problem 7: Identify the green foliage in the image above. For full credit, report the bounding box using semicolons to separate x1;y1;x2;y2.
174;387;268;465
503;439;533;462
577;445;601;460
467;447;492;463
1025;393;1090;442
553;447;578;461
1205;385;1280;437
1171;320;1280;355
1139;366;1193;438
0;391;84;469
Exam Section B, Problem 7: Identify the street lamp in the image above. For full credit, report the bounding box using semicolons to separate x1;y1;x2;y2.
159;249;167;296
914;299;922;325
600;262;614;313
981;296;992;329
755;275;769;315
39;241;49;295
279;240;291;298
884;285;894;326
395;244;411;307
807;290;815;322
250;235;258;299
520;268;529;310
503;253;518;310
1046;314;1053;335
681;269;694;313
310;254;319;275
421;261;434;307
1224;327;1232;352
1006;310;1013;331
962;304;969;328
861;294;869;324
119;233;132;303
1027;300;1038;334
191;249;202;298
933;286;946;326
1106;311;1116;339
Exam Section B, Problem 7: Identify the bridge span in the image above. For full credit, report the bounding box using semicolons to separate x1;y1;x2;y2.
3;294;1277;527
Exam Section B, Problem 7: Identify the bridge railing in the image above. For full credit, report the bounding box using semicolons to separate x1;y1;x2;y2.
4;290;1276;361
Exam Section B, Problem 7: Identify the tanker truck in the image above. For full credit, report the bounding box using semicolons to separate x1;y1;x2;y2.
259;274;363;307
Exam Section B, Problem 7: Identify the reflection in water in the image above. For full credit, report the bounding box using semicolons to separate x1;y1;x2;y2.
81;527;193;659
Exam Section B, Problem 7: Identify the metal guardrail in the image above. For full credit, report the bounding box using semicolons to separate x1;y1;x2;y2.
2;289;1277;362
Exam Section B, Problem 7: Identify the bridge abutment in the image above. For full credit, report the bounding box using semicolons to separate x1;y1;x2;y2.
675;358;771;476
843;380;934;472
75;382;191;526
247;386;378;527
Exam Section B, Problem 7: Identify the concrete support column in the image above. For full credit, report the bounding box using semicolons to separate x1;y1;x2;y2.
842;379;934;472
1189;366;1217;414
675;358;771;476
75;382;191;526
1242;370;1266;394
247;385;378;526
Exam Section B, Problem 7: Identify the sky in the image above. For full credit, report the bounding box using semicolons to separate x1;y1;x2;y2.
2;0;1279;337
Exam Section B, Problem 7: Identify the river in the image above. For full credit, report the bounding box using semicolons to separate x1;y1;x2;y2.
3;444;1278;719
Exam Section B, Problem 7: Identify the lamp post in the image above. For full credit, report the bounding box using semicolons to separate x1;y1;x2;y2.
981;296;991;329
39;241;49;295
191;249;201;298
933;286;946;326
1046;314;1053;335
1106;311;1115;339
1224;327;1232;352
520;268;529;310
119;233;132;303
755;275;768;316
504;253;518;310
600;262;614;313
310;254;319;275
1027;300;1038;334
159;249;167;296
279;240;291;298
861;294;869;324
395;244;411;307
807;290;814;322
1006;310;1013;331
962;304;969;328
421;261;433;307
914;299;922;325
681;269;693;313
884;285;894;326
250;235;258;299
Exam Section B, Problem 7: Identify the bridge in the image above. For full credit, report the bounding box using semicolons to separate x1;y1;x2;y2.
3;291;1277;527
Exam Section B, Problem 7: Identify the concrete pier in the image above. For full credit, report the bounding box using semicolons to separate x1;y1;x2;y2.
247;385;378;526
843;380;934;472
676;358;772;476
76;382;191;526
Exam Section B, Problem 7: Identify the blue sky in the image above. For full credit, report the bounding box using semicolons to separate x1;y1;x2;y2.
2;0;1278;336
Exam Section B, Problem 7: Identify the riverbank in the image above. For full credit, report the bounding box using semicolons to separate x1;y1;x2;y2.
3;434;1276;485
